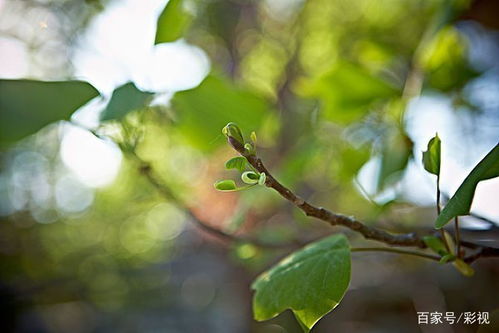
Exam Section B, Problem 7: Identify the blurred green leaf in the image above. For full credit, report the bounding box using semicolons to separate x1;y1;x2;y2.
439;253;455;264
214;179;237;191
252;234;350;332
297;62;399;123
422;134;441;176
420;27;480;92
155;0;192;44
225;156;247;172
423;235;447;256
171;74;268;150
334;145;371;182
0;79;99;146
378;130;413;191
435;144;499;228
101;82;154;121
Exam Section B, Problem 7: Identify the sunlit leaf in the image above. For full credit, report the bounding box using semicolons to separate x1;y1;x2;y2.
420;27;480;92
155;0;192;44
0;79;99;146
101;82;154;121
225;156;247;172
422;134;441;176
435;144;499;228
252;234;351;332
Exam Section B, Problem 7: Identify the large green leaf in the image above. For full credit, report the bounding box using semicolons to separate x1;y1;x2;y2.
155;0;192;44
171;74;268;150
422;134;441;176
297;62;399;123
0;79;99;146
252;234;351;332
435;144;499;228
100;82;154;121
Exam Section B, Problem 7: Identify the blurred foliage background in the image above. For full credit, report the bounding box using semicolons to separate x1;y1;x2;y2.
0;0;499;332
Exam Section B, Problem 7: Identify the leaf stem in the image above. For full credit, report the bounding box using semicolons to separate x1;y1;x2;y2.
437;174;450;253
351;247;440;261
455;216;461;258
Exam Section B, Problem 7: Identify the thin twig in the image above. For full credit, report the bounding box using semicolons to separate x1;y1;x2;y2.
352;247;440;261
464;246;499;264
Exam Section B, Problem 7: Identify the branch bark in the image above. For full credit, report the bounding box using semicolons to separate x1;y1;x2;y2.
229;137;499;261
230;137;426;248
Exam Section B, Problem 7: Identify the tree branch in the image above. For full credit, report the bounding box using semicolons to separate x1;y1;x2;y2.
229;137;426;248
76;121;499;264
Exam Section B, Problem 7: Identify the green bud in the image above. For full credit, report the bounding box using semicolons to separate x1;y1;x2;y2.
244;143;256;155
222;122;244;145
241;171;259;185
250;131;257;144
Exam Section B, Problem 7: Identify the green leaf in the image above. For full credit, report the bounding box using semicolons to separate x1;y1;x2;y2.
252;234;351;331
435;144;499;228
422;134;441;176
423;235;447;256
101;82;154;121
0;79;99;146
214;179;237;191
171;74;268;150
225;156;247;172
155;0;192;44
297;62;399;123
